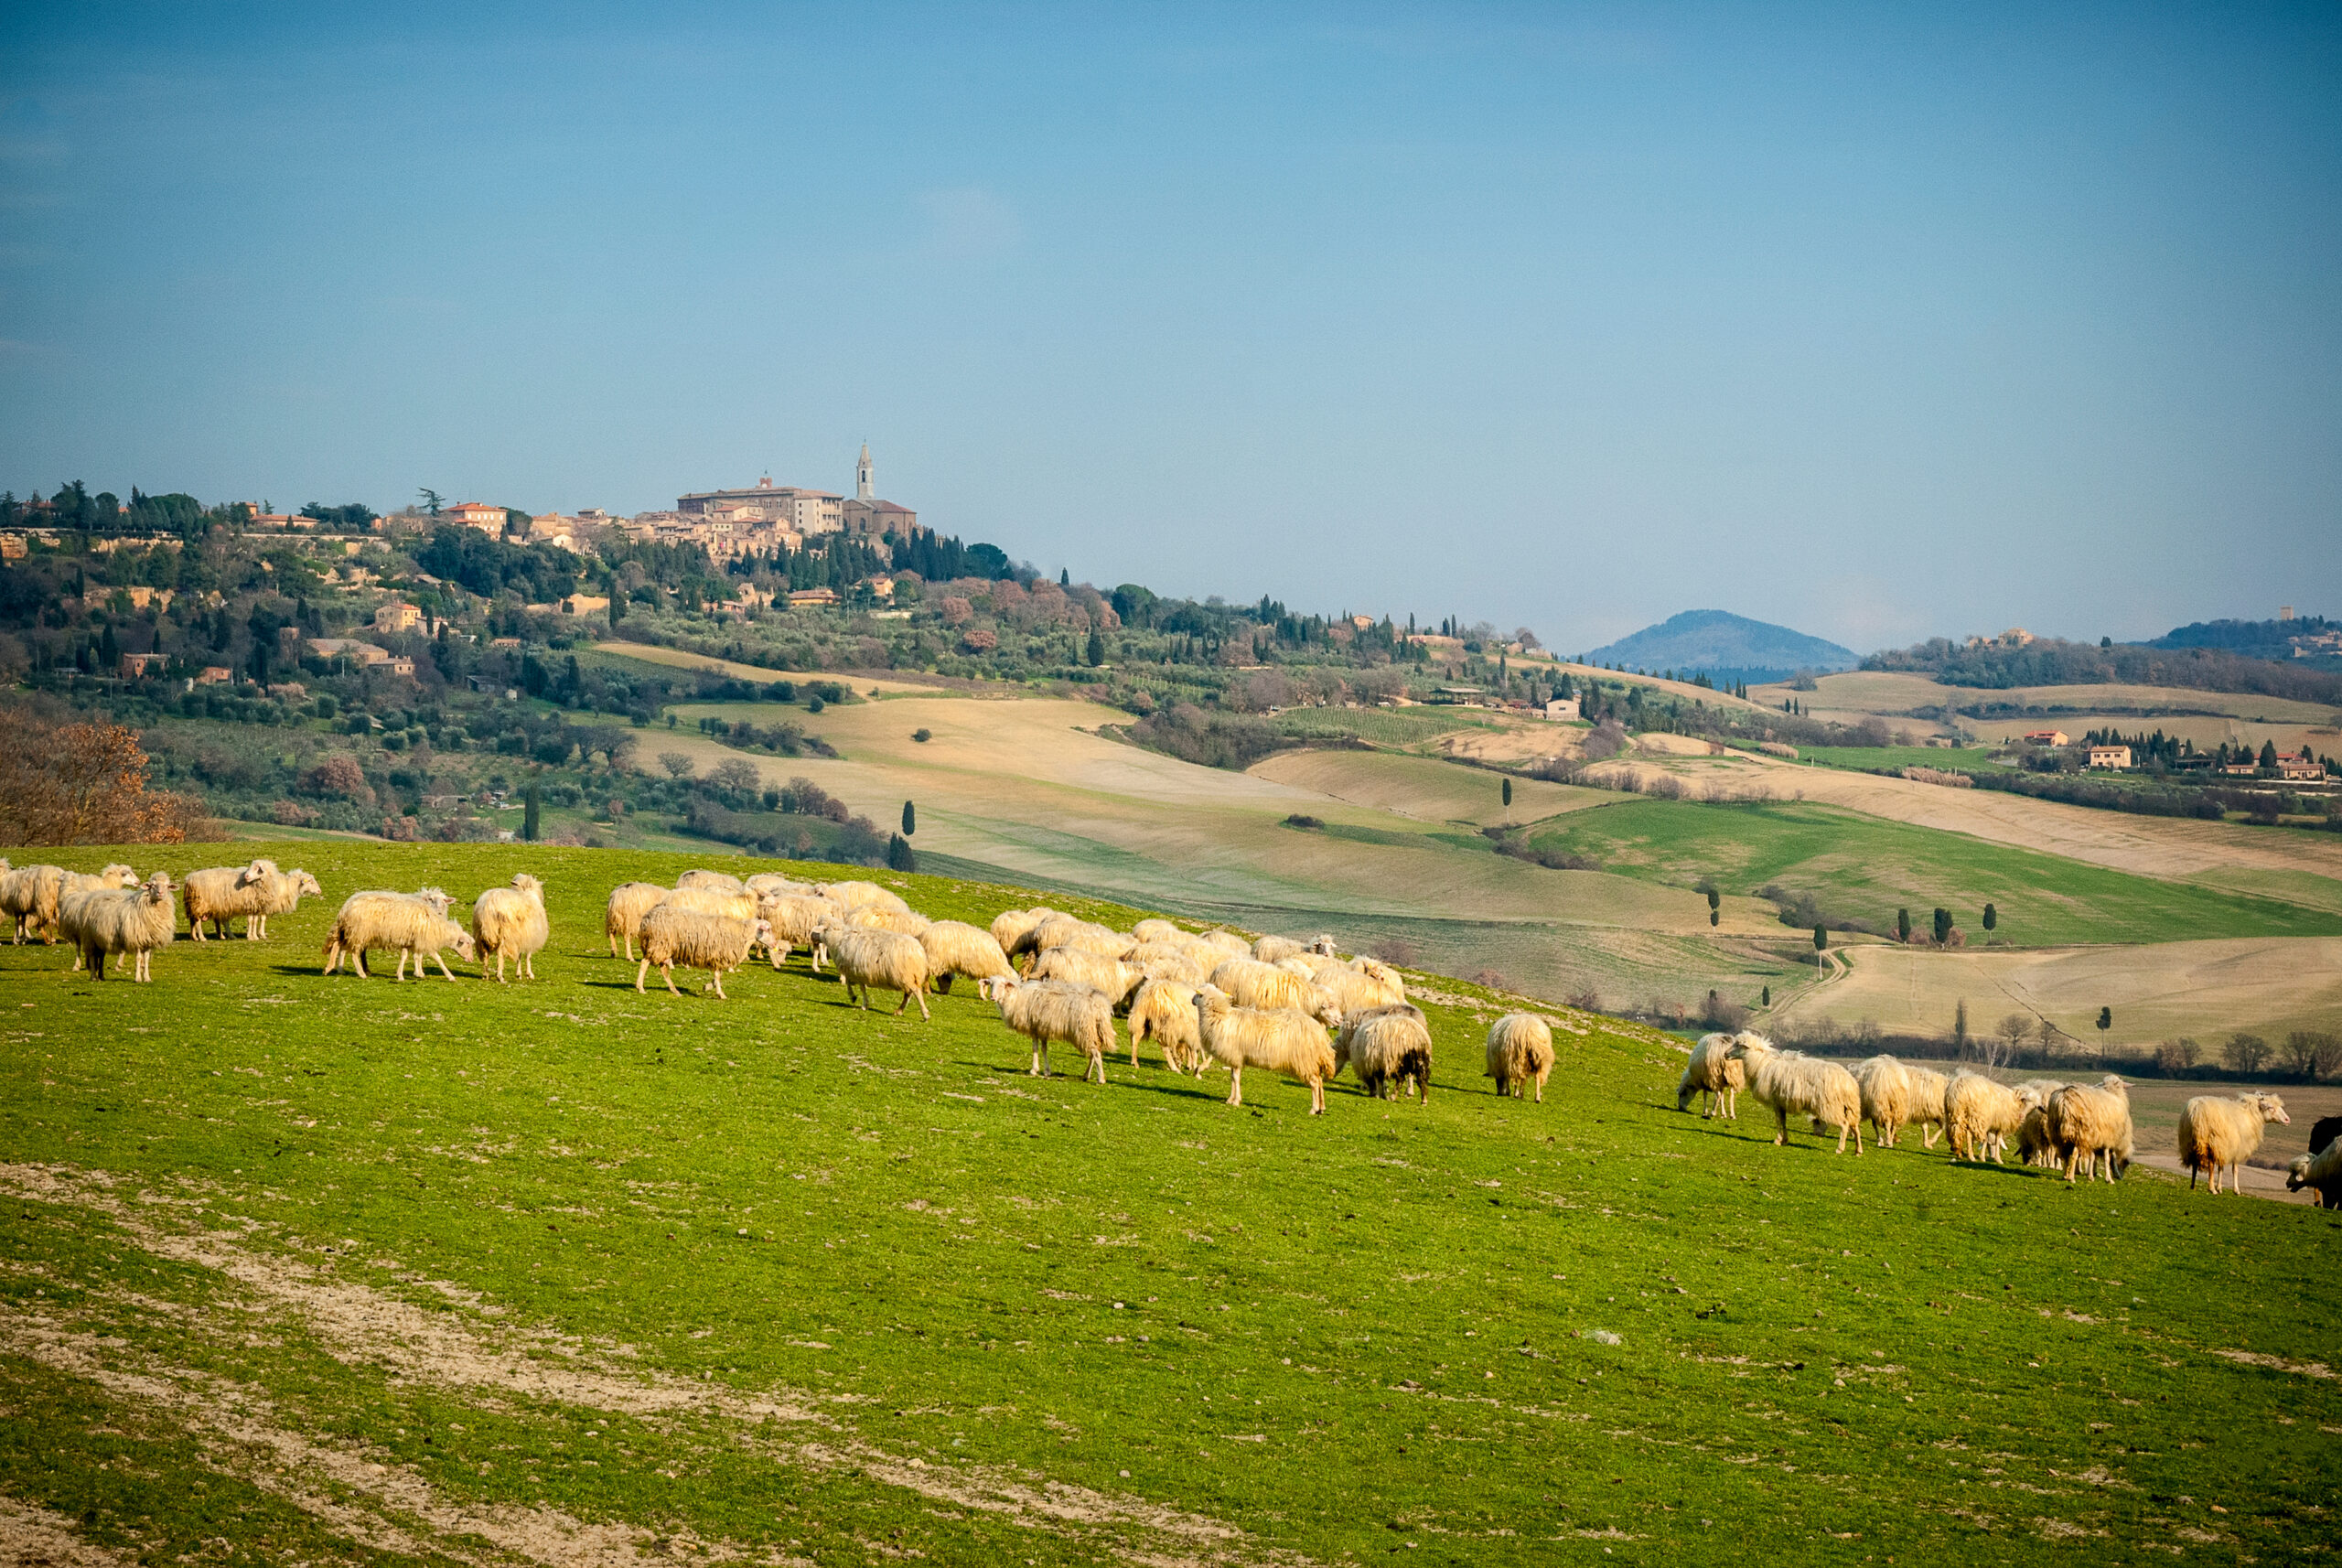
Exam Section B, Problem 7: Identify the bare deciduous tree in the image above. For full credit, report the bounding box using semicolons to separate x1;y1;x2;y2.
658;752;695;779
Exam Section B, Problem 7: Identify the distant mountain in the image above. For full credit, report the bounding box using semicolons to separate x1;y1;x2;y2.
2141;615;2340;669
1583;610;1857;681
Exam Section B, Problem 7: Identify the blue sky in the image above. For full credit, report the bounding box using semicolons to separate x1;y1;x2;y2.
3;3;2337;654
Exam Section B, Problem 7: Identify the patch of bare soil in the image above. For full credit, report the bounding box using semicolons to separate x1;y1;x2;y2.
0;1164;1313;1568
0;1496;138;1567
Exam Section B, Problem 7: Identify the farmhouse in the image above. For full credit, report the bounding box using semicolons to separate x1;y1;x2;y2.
374;600;424;633
788;587;841;608
2088;745;2133;769
2024;729;2070;746
117;652;168;679
2278;756;2326;780
442;501;508;534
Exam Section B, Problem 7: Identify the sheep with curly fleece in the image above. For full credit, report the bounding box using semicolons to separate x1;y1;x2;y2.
2014;1103;2061;1168
815;879;910;915
1486;1014;1556;1102
59;871;176;983
989;906;1060;956
757;892;843;971
745;872;813;898
918;919;1014;994
1942;1074;2047;1164
2287;1140;2342;1208
1253;932;1336;964
1727;1036;1863;1153
815;920;932;1019
1127;941;1208;985
847;906;931;937
321;890;474;980
1126;977;1203;1070
982;975;1117;1080
471;873;550;983
636;904;770;1000
1853;1056;1930;1148
1208;956;1340;1020
1012;914;1134;963
58;865;142;971
1676;1032;1747;1118
1133;918;1185;944
1029;944;1145;1007
1338;1004;1434;1102
1903;1063;1952;1149
1193;984;1338;1113
1308;958;1407;1017
2047;1076;2134;1184
676;869;748;894
1194;929;1254;958
180;858;281;940
2176;1091;2291;1195
0;862;62;942
605;882;671;960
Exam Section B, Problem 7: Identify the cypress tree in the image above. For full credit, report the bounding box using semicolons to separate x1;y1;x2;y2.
1501;778;1512;807
522;782;541;842
1897;908;1912;943
886;832;918;872
901;800;916;836
1982;902;1997;933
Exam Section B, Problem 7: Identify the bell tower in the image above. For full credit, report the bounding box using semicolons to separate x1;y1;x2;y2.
856;441;874;500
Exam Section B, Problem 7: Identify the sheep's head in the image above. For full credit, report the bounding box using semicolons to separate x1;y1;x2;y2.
1303;988;1344;1028
977;974;1018;1004
142;871;172;902
415;886;453;916
451;930;479;961
293;871;322;897
2256;1093;2292;1124
511;873;543;897
1194;983;1231;1023
2014;1083;2049;1111
2290;1155;2315;1191
2099;1074;2128;1097
751;918;774;947
238;859;271;886
100;864;137;887
1310;934;1337;955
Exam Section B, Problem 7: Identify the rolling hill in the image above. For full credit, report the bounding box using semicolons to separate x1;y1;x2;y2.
1583;608;1857;681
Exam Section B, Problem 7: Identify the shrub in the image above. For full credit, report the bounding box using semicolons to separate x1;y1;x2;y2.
1284;813;1324;829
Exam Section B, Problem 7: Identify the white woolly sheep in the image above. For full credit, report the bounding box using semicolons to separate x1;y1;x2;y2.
1310;958;1407;1016
1012;914;1133;962
1487;1014;1556;1102
0;863;64;942
59;871;176;983
635;904;770;999
1029;945;1145;1007
58;865;143;971
1676;1031;1747;1118
1942;1074;2047;1165
1193;984;1337;1114
2177;1091;2291;1195
1208;957;1339;1020
2015;1104;2061;1168
180;858;278;940
2047;1075;2134;1184
988;906;1061;956
1253;932;1335;964
815;880;910;915
816;921;932;1019
1853;1056;1928;1148
1903;1064;1951;1149
982;975;1117;1081
1194;929;1254;957
661;885;758;922
471;873;550;983
847;906;932;937
2286;1139;2342;1208
1132;918;1185;944
757;892;843;970
676;869;749;894
1126;977;1202;1070
1338;1004;1434;1102
918;919;1014;994
1126;941;1208;985
321;889;475;981
605;882;670;960
745;872;814;898
1728;1037;1862;1154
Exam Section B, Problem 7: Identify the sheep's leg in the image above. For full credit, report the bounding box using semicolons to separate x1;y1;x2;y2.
1088;1052;1104;1084
894;988;910;1015
190;918;206;943
1311;1079;1326;1115
1773;1106;1789;1146
1534;1074;1545;1105
435;952;458;981
662;963;681;997
1227;1066;1244;1107
635;958;650;993
523;952;535;980
912;988;930;1022
710;970;727;1000
353;949;370;979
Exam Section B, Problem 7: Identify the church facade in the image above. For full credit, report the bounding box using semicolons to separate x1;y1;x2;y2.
676;444;917;542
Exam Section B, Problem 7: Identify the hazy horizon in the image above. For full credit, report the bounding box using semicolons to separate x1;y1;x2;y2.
3;3;2337;654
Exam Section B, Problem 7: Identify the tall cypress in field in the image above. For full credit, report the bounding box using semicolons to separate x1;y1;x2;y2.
522;782;541;842
901;800;916;836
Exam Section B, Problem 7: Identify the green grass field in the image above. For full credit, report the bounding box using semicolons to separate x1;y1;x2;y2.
1793;745;2012;773
4;841;2336;1564
1520;799;2342;945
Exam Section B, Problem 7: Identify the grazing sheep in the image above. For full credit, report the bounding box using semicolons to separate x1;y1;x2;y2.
661;885;758;922
59;871;176;983
605;882;670;960
1903;1064;1952;1149
758;892;843;970
1253;933;1335;964
676;869;749;894
2014;1104;2061;1168
1127;941;1208;984
1338;1004;1434;1102
1273;955;1318;980
1728;1037;1863;1154
2176;1092;2292;1195
636;906;770;999
471;873;550;983
745;872;814;898
816;921;932;1019
2286;1140;2342;1208
2047;1076;2134;1184
1126;977;1203;1070
1193;984;1337;1114
918;919;1014;994
1029;945;1145;1007
1853;1056;1928;1148
1133;918;1185;944
1208;956;1335;1017
320;890;474;980
1676;1032;1747;1119
847;906;932;937
989;906;1061;956
1013;914;1134;962
1194;929;1254;958
982;975;1116;1080
181;858;274;940
1310;958;1407;1016
1486;1014;1556;1102
0;863;65;942
1943;1074;2047;1164
815;880;910;915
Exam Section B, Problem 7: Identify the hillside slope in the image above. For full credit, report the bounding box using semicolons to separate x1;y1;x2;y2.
1585;609;1856;676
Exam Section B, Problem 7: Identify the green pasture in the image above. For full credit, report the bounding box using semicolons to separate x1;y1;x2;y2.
1792;745;2012;773
1;841;2335;1564
1521;798;2342;945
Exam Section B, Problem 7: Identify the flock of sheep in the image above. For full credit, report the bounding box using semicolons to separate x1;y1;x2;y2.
8;853;2335;1184
1677;1028;2306;1197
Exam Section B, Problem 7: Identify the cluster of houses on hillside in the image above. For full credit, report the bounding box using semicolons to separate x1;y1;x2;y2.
2022;728;2327;780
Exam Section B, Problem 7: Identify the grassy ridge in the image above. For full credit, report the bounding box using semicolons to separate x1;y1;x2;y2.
1;840;2336;1564
1522;799;2342;944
